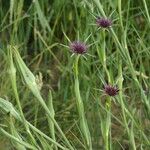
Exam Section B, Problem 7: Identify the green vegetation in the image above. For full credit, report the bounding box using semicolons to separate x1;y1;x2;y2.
0;0;150;149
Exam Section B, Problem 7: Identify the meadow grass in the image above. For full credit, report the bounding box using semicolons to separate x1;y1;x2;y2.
0;0;150;149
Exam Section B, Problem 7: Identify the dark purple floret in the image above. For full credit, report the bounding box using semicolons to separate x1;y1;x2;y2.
70;41;88;54
96;18;112;28
104;84;119;96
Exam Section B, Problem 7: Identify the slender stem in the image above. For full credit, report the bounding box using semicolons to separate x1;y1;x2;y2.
100;30;111;149
13;48;74;150
118;61;137;150
105;96;111;150
102;30;111;83
142;0;150;24
47;90;58;150
8;47;37;146
74;55;92;150
118;0;124;32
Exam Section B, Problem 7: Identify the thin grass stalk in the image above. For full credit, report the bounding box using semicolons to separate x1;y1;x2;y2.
118;60;137;149
99;29;112;149
0;97;67;150
110;22;150;115
9;0;14;24
7;46;37;146
118;0;124;32
47;90;58;150
11;47;74;150
9;113;35;150
74;55;92;150
130;121;136;150
142;0;150;24
104;96;111;150
0;128;37;150
27;122;67;150
101;30;111;83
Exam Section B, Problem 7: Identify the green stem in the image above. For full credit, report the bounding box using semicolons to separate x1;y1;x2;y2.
8;47;37;146
47;90;58;150
118;61;137;150
118;0;124;32
74;55;92;150
12;48;74;150
142;0;150;24
100;29;111;150
101;30;111;83
105;97;111;150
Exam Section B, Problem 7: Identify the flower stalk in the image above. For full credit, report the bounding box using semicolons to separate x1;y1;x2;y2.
104;96;111;150
74;55;92;150
98;29;112;149
8;46;37;146
12;47;74;150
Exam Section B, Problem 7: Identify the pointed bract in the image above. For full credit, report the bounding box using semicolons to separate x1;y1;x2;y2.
104;84;119;96
70;41;88;54
96;18;112;28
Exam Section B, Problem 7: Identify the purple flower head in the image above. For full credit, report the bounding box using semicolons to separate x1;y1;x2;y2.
96;18;112;28
70;41;88;54
104;84;119;96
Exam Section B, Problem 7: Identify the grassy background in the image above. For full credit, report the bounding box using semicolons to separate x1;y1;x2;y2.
0;0;150;149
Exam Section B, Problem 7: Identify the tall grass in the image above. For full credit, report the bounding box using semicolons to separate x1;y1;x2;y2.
0;0;150;149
